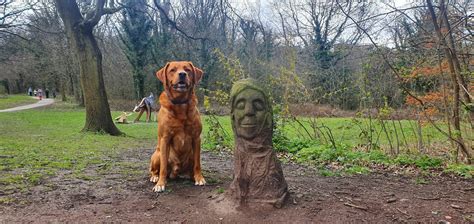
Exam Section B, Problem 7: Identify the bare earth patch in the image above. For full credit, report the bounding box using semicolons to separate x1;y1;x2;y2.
1;149;473;223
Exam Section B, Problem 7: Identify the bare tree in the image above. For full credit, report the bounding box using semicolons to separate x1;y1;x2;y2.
55;0;122;135
426;0;472;163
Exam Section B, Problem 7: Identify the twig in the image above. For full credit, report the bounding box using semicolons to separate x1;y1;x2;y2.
334;191;352;195
147;201;158;210
343;202;368;211
386;198;397;203
97;201;112;204
396;208;411;218
447;198;469;203
463;187;474;191
450;204;463;209
414;196;441;200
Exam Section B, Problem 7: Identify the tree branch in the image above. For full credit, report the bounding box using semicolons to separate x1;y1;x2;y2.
83;0;106;27
335;0;469;152
152;0;207;41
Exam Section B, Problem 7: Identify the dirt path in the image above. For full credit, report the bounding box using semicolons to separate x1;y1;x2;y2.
1;149;473;223
0;98;54;112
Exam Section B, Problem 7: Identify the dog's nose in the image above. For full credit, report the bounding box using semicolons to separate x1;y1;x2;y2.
179;72;186;80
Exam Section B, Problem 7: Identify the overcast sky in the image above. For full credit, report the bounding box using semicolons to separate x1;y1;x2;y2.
229;0;415;47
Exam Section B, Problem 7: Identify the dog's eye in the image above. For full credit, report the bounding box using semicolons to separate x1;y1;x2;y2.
184;68;191;72
253;100;265;111
170;68;176;72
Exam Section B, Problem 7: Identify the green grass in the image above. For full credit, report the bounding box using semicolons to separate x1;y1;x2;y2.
0;102;472;200
0;94;38;109
445;164;473;178
291;141;448;172
0;102;157;196
204;115;459;148
280;117;453;146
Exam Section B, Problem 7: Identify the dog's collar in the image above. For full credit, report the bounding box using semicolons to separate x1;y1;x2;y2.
170;98;189;105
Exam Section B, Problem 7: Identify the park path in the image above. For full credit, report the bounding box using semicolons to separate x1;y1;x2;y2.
0;98;54;112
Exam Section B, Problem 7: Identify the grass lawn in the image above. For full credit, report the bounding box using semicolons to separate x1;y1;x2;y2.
0;101;472;199
0;103;158;196
206;115;455;147
0;94;38;110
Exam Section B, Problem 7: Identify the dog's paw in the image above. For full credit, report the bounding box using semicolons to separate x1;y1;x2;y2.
194;175;206;186
152;184;165;192
150;176;159;183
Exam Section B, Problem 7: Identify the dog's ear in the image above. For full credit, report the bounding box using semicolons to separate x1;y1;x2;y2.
190;62;204;84
156;62;170;84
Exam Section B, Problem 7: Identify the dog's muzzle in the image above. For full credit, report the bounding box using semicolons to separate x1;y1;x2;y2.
173;81;188;92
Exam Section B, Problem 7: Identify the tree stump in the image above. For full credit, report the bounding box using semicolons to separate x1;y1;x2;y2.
228;79;288;208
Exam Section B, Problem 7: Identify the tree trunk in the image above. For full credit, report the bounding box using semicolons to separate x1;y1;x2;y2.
55;0;121;136
438;0;474;128
426;0;471;163
133;69;145;100
60;77;67;102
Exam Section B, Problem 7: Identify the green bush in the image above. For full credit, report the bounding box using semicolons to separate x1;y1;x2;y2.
0;85;6;95
295;142;352;164
394;154;442;170
415;155;443;170
344;165;370;175
394;154;416;166
367;150;390;164
295;143;326;162
445;164;473;178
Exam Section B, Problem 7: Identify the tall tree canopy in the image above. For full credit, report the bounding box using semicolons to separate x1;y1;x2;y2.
118;0;153;100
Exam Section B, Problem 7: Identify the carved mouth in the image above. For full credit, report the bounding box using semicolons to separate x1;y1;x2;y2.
173;81;188;92
240;123;257;128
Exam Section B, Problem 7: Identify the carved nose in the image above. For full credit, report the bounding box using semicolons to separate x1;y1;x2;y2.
244;103;255;116
179;72;186;80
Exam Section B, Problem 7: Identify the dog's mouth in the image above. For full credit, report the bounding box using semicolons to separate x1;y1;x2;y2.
173;81;188;92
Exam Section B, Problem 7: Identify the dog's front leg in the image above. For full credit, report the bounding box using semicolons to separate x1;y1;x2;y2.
192;137;206;186
153;135;170;192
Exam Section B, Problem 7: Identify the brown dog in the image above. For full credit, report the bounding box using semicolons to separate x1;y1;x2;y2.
149;61;206;192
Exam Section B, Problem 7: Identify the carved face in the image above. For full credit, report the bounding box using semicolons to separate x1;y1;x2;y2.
156;61;203;96
232;88;268;140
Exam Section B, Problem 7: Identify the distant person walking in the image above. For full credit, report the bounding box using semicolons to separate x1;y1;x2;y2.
37;88;43;100
52;89;56;98
28;87;33;96
45;88;50;98
33;89;37;96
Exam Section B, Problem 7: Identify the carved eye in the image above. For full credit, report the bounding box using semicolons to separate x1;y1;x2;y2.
253;100;264;111
236;100;245;110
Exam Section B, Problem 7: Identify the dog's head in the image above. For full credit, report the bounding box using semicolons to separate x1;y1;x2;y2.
156;61;203;97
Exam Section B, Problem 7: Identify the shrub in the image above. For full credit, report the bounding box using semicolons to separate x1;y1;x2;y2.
295;142;352;164
394;154;443;170
445;164;473;178
0;86;6;95
415;155;442;170
344;165;370;175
